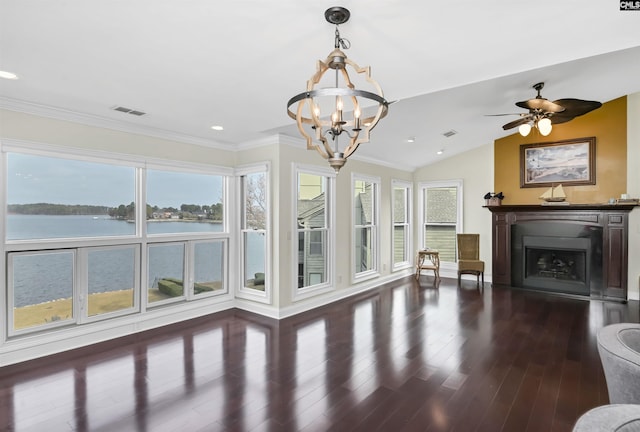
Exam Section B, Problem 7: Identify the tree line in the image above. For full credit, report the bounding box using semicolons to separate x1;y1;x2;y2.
9;202;223;221
109;202;224;221
8;203;111;215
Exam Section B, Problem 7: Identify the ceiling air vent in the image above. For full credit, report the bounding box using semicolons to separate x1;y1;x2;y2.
111;106;146;116
442;130;457;138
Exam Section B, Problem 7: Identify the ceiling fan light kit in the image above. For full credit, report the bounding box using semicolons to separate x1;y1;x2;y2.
500;82;602;137
286;6;389;172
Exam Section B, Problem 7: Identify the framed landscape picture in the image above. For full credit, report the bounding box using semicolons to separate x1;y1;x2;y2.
520;137;596;188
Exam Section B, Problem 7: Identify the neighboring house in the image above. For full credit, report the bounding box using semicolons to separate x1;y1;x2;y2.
297;192;327;287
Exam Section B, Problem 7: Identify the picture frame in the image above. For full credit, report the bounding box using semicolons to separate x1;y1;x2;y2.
520;137;596;188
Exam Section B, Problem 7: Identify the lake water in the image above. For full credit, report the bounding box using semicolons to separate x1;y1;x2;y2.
7;215;265;307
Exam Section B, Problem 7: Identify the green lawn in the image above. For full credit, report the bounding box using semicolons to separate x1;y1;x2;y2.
13;289;172;330
14;281;224;330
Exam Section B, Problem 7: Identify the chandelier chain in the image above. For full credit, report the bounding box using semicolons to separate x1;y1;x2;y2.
334;27;351;50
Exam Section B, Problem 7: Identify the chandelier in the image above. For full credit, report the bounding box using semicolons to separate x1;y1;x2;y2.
286;7;389;172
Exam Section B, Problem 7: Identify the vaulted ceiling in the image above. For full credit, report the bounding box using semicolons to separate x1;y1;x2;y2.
1;1;639;170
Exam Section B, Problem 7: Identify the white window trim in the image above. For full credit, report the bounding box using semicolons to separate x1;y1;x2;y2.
78;244;141;324
351;173;381;284
391;179;413;271
235;162;271;304
418;179;463;271
2;140;233;340
188;239;229;301
7;249;78;337
291;163;336;302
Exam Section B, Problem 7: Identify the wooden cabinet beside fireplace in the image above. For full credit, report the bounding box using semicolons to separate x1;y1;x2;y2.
488;205;635;301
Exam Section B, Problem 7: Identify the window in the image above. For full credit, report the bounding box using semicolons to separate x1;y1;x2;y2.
238;165;269;299
392;180;412;270
6;152;136;240
147;240;226;306
147;242;185;304
419;180;463;263
293;165;335;298
7;245;141;335
193;241;225;297
146;168;224;235
86;246;138;318
9;250;76;333
309;231;323;255
352;174;380;281
3;145;231;337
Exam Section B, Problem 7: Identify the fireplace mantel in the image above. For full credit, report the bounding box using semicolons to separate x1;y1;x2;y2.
486;204;637;213
487;204;636;301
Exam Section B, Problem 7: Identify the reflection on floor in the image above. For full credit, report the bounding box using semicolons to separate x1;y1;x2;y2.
1;276;638;431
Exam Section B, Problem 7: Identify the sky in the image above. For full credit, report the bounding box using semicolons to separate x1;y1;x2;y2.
7;153;223;208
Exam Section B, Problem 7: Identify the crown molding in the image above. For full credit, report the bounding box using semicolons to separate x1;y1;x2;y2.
0;97;235;151
235;134;285;150
0;98;415;172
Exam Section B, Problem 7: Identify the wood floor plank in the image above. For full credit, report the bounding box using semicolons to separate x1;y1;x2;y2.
1;276;638;432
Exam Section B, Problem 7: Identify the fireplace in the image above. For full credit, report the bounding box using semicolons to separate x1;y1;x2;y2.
511;223;602;296
488;205;632;301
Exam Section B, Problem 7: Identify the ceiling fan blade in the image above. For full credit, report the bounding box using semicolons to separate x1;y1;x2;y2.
548;114;575;125
485;113;525;117
553;98;602;117
516;98;565;113
502;117;530;130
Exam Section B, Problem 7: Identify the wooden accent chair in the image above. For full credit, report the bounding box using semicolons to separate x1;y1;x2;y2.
457;233;484;286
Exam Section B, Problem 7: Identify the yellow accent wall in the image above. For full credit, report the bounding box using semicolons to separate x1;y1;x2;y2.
494;96;627;204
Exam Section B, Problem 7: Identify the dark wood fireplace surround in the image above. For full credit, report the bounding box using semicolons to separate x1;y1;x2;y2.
488;204;635;301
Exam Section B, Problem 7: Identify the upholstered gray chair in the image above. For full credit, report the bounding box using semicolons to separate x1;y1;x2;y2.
597;323;640;404
572;404;640;431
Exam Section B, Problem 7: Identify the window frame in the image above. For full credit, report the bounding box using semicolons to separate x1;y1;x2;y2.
391;179;413;271
351;173;381;284
7;249;78;336
235;163;271;303
418;179;464;269
2;140;233;339
80;244;141;324
291;163;335;301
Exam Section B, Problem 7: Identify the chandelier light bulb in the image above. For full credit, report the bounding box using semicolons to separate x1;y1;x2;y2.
538;118;552;136
518;123;532;137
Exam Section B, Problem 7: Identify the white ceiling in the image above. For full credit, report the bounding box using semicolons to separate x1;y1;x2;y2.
1;1;639;171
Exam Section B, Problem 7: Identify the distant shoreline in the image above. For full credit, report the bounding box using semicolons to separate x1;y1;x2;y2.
140;218;222;224
8;213;222;224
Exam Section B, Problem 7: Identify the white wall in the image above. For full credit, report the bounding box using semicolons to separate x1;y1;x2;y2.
0;109;237;165
413;143;495;280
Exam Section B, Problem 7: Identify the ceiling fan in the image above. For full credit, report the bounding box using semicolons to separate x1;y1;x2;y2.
494;82;602;136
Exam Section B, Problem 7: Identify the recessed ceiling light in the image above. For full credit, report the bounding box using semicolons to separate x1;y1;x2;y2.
407;136;416;143
437;149;444;155
0;70;19;80
211;125;224;131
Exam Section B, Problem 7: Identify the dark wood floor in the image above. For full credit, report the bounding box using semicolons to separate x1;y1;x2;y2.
1;276;639;432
